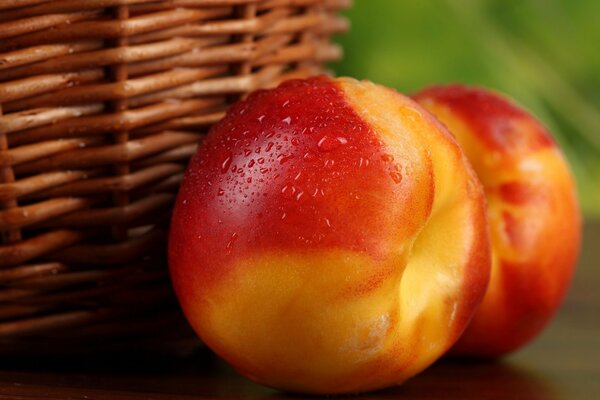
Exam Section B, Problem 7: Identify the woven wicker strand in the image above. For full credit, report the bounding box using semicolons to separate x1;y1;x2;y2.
0;0;349;356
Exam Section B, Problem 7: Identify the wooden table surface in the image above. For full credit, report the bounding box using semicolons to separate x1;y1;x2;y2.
0;223;598;400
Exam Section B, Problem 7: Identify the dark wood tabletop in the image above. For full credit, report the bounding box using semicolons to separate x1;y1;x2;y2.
1;222;598;400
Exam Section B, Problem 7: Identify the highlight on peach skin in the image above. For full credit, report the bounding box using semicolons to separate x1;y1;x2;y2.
168;76;491;394
414;84;581;358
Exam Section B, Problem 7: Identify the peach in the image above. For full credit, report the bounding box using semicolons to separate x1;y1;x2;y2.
414;84;581;357
169;77;491;394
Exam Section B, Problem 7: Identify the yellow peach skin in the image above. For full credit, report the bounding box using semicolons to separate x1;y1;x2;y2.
169;77;491;393
414;85;581;357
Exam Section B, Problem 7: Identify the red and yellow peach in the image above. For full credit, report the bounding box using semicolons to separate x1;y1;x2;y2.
414;84;581;357
169;77;491;394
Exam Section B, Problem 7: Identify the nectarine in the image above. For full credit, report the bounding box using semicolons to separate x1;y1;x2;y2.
169;77;491;393
414;84;581;357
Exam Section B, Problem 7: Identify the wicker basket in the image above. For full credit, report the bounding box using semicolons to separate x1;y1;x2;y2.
0;0;348;356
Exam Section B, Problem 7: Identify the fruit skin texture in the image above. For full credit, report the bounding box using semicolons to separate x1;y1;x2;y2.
414;85;581;357
169;77;491;394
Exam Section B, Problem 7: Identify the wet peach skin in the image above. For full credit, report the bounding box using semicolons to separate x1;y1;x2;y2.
414;85;581;357
169;77;491;394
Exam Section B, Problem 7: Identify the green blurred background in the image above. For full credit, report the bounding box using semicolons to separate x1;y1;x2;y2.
331;0;600;218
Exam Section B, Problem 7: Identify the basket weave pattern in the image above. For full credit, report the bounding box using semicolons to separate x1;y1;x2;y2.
0;0;348;355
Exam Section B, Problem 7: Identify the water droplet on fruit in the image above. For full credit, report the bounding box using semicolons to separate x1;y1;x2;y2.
296;191;304;201
282;116;292;124
381;154;394;163
217;188;225;196
244;149;251;156
281;185;296;199
294;172;302;180
317;135;347;152
390;171;403;184
226;232;239;252
258;158;265;164
303;151;316;161
258;115;265;123
220;154;232;173
278;154;294;165
259;167;269;174
403;106;422;122
281;212;287;220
